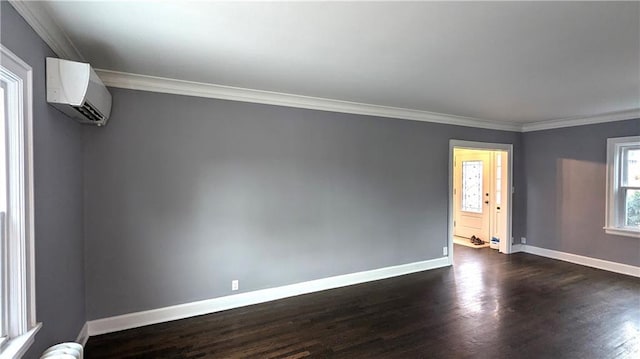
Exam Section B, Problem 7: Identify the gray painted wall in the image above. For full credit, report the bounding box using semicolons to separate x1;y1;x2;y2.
1;2;86;358
524;119;640;266
84;88;525;319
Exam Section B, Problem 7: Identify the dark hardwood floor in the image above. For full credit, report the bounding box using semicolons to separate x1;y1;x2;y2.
85;245;640;358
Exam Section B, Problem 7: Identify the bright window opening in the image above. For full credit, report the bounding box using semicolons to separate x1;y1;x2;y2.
0;45;39;358
605;136;640;237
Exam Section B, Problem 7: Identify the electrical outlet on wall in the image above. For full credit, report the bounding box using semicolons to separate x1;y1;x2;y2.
232;280;239;291
521;237;527;244
443;246;448;256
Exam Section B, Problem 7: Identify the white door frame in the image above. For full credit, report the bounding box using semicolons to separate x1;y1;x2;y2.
448;140;514;262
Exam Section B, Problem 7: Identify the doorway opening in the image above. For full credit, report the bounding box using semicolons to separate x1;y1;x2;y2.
448;140;513;262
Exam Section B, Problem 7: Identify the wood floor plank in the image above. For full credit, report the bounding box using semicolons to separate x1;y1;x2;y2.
85;245;640;358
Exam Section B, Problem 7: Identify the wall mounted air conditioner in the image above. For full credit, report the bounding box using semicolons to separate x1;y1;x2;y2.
46;57;112;126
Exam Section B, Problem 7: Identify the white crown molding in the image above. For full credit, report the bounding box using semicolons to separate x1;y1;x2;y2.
12;0;509;131
94;69;522;132
96;69;640;133
522;245;640;278
87;256;451;336
521;109;640;132
8;0;84;62
9;0;637;132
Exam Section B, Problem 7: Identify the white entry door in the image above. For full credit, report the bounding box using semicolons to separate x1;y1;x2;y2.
454;150;491;241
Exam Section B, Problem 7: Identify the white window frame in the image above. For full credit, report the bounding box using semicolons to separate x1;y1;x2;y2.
604;135;640;238
0;45;39;358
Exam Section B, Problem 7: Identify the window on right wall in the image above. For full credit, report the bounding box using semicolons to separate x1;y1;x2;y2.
605;135;640;238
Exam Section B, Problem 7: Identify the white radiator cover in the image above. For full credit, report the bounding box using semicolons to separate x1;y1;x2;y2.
40;342;83;359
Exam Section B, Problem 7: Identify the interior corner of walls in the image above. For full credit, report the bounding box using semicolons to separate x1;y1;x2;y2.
76;322;89;347
510;244;524;253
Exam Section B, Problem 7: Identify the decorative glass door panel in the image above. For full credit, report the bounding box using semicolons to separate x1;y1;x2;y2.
462;160;483;213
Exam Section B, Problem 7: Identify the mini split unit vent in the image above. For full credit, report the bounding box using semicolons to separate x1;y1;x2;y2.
46;58;112;126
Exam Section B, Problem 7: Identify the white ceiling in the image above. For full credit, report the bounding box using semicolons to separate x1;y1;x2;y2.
20;1;640;125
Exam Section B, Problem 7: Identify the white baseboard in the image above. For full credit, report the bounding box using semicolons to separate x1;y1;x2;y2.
76;322;89;347
87;256;451;336
522;245;640;278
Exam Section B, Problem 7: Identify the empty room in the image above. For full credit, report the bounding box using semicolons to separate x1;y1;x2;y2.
1;1;639;358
